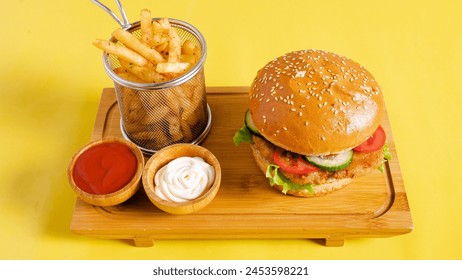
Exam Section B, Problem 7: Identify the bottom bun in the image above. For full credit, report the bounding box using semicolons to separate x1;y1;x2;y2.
250;144;352;197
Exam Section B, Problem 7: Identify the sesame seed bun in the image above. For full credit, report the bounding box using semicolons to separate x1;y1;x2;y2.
249;49;385;156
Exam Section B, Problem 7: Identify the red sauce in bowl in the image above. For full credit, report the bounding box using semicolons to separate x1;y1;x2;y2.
72;142;138;195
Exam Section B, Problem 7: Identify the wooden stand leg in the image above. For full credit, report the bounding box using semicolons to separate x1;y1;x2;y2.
133;237;154;247
325;235;344;247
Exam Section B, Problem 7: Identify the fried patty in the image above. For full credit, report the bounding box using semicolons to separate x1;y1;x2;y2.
252;135;384;185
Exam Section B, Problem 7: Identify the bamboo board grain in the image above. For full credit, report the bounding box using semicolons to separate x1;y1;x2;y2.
70;87;413;247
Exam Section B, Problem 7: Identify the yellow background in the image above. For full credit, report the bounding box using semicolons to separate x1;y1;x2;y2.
1;0;461;259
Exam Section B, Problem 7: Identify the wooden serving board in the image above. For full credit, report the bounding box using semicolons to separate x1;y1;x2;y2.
70;87;413;247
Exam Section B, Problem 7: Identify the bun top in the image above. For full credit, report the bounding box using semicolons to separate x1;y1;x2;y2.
249;49;384;155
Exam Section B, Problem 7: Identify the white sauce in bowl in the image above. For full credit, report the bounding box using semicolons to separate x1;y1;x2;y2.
154;157;215;203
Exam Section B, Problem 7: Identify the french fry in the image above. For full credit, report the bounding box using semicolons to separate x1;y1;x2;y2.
167;28;181;63
181;85;205;125
180;119;193;140
140;9;154;47
113;67;145;83
156;62;190;74
158;18;171;29
177;94;198;126
181;40;195;55
119;59;167;83
193;86;206;123
181;41;200;64
141;105;171;125
112;28;165;64
193;46;201;63
93;39;149;66
152;131;170;147
155;41;169;56
122;93;144;124
165;94;181;116
151;21;169;46
166;115;183;141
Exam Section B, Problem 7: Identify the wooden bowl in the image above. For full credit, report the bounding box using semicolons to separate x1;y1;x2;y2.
142;144;221;214
67;137;144;206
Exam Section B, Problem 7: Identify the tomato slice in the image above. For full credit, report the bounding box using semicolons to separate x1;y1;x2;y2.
273;148;319;175
353;125;386;153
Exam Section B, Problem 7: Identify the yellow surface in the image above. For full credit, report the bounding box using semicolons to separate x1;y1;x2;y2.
0;0;461;260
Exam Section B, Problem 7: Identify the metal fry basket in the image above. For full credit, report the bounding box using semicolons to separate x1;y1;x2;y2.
92;0;210;155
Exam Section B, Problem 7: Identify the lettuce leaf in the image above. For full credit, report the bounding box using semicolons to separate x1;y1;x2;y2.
383;143;392;161
265;164;314;195
378;143;392;172
233;125;254;146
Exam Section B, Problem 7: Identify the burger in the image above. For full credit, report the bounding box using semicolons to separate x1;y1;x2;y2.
234;49;391;197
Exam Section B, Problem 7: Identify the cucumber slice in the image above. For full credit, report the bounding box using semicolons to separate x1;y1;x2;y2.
305;150;353;171
245;109;260;135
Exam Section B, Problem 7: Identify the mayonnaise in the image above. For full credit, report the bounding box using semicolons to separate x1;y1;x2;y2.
154;156;215;203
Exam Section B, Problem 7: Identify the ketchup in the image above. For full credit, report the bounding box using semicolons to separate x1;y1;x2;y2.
73;142;137;195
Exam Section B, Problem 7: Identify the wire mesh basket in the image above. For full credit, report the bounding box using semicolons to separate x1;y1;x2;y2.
93;1;210;154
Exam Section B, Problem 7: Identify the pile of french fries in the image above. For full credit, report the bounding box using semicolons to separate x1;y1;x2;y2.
120;80;206;149
93;8;201;83
93;9;207;150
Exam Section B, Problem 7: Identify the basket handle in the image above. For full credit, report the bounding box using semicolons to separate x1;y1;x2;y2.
91;0;131;29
